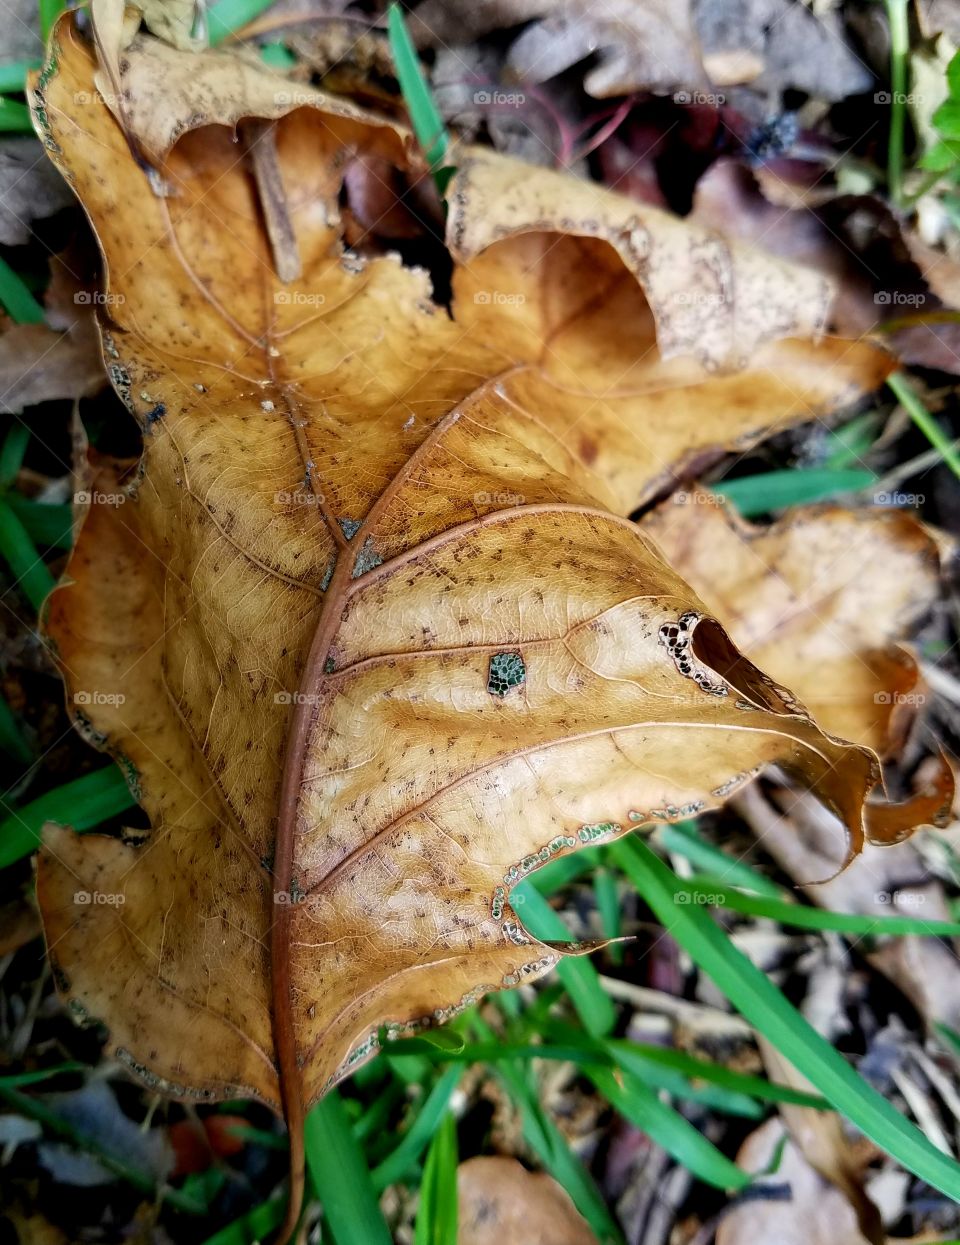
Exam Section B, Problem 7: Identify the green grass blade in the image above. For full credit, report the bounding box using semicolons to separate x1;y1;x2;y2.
305;1091;392;1245
387;4;450;176
207;0;277;45
0;254;45;323
824;413;879;470
611;837;960;1202
588;1065;749;1189
6;497;73;549
657;822;785;899
222;1123;288;1152
606;1039;828;1110
260;42;296;69
200;1195;286;1245
384;1034;829;1112
38;0;66;41
887;371;960;481
0;692;32;763
593;866;623;964
530;848;598;895
0;1061;85;1087
0;60;41;94
413;1110;458;1245
512;880;615;1037
493;1060;623;1245
0;95;35;132
0;424;29;488
935;1022;960;1059
714;468;875;516
372;1064;462;1192
0;494;56;609
680;873;960;937
0;764;136;869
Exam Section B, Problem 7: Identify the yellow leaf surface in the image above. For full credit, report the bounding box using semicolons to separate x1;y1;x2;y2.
30;17;904;1227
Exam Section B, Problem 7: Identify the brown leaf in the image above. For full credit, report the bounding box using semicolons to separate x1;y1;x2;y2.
0;321;104;414
695;0;873;103
457;1156;598;1245
411;0;870;101
735;781;960;1033
642;496;954;840
0;249;108;413
0;137;75;247
758;1038;883;1244
505;0;705;99
716;1118;874;1245
917;0;960;41
30;18;902;1230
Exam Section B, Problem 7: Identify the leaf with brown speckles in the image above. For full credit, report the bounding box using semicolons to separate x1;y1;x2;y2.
29;17;911;1235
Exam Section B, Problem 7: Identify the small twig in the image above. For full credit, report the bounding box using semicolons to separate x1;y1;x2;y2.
239;119;302;284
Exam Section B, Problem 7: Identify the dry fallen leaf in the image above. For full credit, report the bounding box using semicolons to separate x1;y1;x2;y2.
0;249;107;414
642;495;955;836
30;17;909;1229
0;137;75;247
410;0;870;102
457;1155;598;1245
716;1117;874;1245
758;1037;883;1243
736;781;960;1033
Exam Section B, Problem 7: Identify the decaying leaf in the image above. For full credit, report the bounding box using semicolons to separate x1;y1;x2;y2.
410;0;870;102
457;1156;598;1245
736;781;960;1032
0;137;75;247
29;16;914;1229
0;250;107;414
642;496;955;836
758;1038;883;1243
716;1118;874;1245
